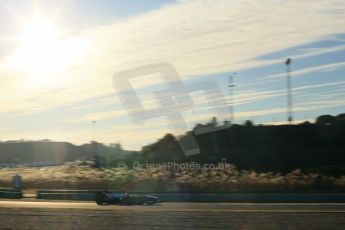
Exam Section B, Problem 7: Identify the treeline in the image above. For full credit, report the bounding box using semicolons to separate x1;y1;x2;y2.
0;141;134;166
1;114;344;175
139;114;345;175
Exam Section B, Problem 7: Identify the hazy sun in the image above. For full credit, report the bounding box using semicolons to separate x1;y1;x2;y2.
8;18;85;87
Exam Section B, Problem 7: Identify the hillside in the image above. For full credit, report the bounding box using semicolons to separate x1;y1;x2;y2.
0;141;130;166
142;114;345;174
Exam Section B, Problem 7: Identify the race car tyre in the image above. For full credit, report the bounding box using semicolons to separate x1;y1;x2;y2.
145;200;156;205
95;191;105;205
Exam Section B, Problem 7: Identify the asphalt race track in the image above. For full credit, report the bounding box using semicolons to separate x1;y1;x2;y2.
1;201;345;229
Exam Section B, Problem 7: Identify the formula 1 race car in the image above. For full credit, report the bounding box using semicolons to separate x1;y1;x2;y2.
95;191;161;205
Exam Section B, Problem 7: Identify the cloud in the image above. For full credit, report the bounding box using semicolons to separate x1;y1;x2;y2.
79;110;127;122
1;0;345;149
266;61;345;79
235;97;345;120
68;77;345;130
87;0;345;75
1;0;345;115
261;118;314;126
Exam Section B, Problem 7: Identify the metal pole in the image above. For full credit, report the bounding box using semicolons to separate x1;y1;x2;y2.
285;58;293;124
92;120;96;141
228;73;236;123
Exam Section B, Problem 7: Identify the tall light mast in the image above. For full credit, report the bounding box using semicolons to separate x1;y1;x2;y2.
91;120;96;141
285;58;293;124
228;73;237;123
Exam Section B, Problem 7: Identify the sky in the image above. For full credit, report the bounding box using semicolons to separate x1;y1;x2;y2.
0;0;345;150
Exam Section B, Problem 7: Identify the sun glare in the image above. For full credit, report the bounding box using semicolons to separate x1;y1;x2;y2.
8;19;85;87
